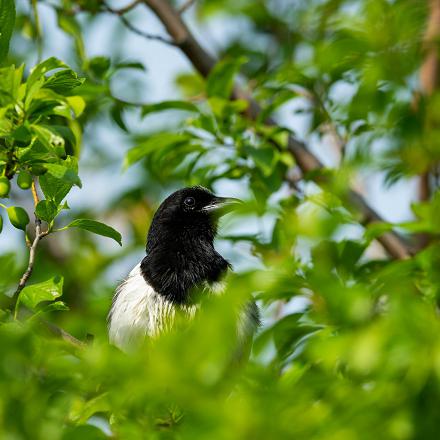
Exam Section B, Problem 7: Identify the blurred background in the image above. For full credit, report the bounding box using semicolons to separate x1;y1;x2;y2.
3;1;440;438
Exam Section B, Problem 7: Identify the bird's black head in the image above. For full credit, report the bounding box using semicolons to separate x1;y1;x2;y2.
142;186;239;304
146;186;240;253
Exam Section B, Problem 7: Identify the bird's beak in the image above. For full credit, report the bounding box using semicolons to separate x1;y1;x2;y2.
202;197;242;214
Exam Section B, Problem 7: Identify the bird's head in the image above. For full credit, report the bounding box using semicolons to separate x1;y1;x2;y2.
146;186;240;252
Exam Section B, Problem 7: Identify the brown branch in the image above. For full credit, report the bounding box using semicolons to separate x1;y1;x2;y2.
421;0;440;94
143;0;411;260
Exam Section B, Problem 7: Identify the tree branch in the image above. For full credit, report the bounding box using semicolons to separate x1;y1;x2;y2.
142;0;411;260
107;0;144;15
103;1;176;46
13;180;48;304
40;318;85;348
420;0;440;95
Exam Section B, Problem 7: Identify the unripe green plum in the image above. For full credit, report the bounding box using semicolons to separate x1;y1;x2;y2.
7;206;30;230
17;172;33;190
0;176;10;198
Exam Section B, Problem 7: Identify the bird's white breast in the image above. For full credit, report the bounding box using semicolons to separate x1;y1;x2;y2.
108;264;197;350
108;264;259;353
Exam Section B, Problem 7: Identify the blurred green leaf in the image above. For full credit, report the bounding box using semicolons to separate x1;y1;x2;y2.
124;132;190;169
141;100;199;117
206;57;247;98
0;0;15;62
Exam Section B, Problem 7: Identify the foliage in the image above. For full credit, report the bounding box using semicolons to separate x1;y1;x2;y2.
1;0;440;439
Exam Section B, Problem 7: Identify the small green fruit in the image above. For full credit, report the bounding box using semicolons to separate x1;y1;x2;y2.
17;172;33;190
30;165;47;176
7;206;30;231
0;176;11;198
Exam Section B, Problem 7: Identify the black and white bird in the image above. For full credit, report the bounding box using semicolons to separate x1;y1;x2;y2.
108;186;259;354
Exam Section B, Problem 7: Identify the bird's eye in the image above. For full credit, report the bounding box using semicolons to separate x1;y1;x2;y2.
184;196;195;207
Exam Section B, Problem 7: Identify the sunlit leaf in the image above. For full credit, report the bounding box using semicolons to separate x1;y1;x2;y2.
61;219;122;245
19;276;64;309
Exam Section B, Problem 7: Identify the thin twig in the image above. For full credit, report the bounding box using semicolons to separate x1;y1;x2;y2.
11;179;85;348
108;0;144;15
102;1;176;46
178;0;196;14
40;319;85;348
13;180;48;309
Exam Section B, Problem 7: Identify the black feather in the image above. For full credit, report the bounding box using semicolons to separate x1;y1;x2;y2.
141;186;231;304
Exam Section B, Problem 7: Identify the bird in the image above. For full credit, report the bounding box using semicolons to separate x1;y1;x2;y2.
108;186;260;356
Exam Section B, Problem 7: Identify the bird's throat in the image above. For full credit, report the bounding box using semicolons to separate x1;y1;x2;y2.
140;239;229;305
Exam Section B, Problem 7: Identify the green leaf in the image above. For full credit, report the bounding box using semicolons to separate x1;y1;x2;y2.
31;125;65;156
27;57;68;94
43;69;84;94
115;61;145;71
62;219;122;246
124;133;190;169
40;156;79;204
19;276;64;309
62;425;108;440
141;101;199;117
70;393;110;424
0;252;16;294
175;72;204;98
272;314;321;360
0;64;22;106
44;163;82;188
41;301;69;313
206;57;247;99
35;200;58;223
110;103;128;131
66;95;86;117
244;145;279;176
0;0;15;62
87;56;111;79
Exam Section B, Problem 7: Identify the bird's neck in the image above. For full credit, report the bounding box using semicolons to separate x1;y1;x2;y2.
141;230;229;305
